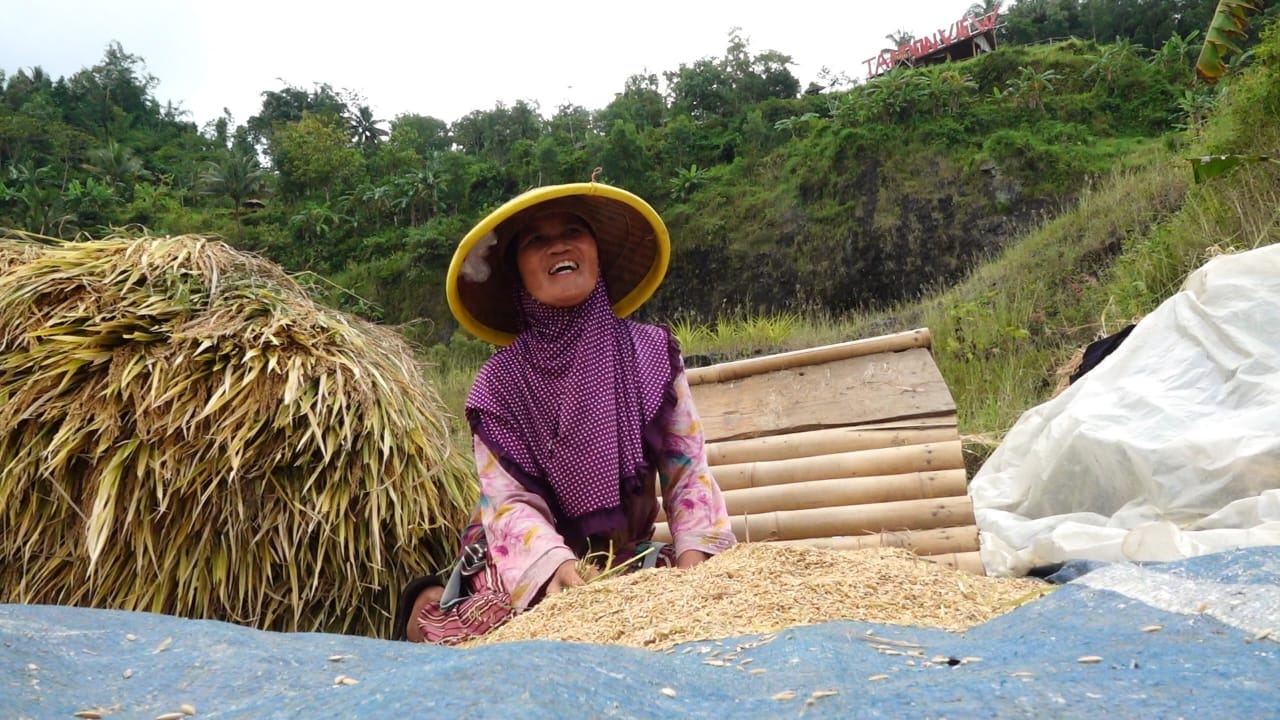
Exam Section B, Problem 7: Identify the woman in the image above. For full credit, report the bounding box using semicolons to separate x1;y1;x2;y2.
396;180;736;644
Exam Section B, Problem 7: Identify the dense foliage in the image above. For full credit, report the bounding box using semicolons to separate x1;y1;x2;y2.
1;3;1275;349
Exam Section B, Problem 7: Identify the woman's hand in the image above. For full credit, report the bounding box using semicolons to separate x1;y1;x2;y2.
544;559;586;596
676;549;710;569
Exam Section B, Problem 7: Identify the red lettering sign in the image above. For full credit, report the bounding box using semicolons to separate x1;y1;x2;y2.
863;6;1002;78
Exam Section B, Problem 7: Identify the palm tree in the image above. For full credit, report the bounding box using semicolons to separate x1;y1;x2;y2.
883;30;916;54
966;1;1000;19
84;140;149;198
347;105;388;153
199;153;268;238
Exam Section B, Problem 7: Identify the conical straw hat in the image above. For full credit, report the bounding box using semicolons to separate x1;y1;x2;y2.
446;182;670;346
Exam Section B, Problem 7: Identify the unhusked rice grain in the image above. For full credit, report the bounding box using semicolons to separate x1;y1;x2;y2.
467;544;1052;650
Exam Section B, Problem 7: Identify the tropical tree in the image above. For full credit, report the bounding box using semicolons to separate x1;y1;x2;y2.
597;120;653;197
387;114;452;158
1195;0;1267;84
1;66;54;112
287;203;349;269
665;31;799;122
2;163;72;235
390;163;446;226
773;112;820;137
1156;29;1203;84
248;82;349;166
665;57;735;122
883;30;916;53
274;112;366;201
59;42;158;134
827;89;876;127
931;70;979;115
549;103;592;147
1004;66;1061;112
83;139;150;199
721;30;800;105
62;177;117;230
450;101;543;164
865;70;931;123
125;177;186;229
347;104;388;154
669;164;709;201
596;74;666;131
1172;86;1221;132
967;1;1000;18
1084;39;1148;91
199;152;268;236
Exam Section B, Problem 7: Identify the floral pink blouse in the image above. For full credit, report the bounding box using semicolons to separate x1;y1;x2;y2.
474;368;737;609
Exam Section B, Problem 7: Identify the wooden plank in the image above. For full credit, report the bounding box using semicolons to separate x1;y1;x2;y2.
691;346;956;442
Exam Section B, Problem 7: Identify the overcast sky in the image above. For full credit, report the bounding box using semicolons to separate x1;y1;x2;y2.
3;1;982;129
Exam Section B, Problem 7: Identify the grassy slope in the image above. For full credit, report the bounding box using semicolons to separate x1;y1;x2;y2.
428;24;1280;472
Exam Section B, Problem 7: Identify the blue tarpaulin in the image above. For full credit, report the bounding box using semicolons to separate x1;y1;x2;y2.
3;547;1277;719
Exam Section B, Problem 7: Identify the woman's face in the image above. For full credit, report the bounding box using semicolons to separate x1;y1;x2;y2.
513;211;600;307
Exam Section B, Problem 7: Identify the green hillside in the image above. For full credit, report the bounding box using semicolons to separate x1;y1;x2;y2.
2;3;1277;466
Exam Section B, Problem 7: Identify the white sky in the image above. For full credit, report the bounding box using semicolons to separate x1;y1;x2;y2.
3;0;981;130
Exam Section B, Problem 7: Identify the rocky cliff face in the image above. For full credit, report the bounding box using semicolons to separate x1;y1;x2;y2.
645;150;1062;324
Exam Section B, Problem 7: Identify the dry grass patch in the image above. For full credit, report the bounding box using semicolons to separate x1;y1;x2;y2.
470;544;1053;651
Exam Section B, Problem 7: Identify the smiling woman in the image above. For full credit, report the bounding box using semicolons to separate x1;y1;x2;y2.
397;180;737;644
512;211;601;308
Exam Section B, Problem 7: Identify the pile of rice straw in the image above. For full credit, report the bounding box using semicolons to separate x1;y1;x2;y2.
0;232;475;637
471;544;1053;650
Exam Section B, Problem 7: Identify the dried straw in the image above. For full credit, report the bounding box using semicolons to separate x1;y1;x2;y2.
1051;346;1085;397
0;233;475;636
470;544;1052;651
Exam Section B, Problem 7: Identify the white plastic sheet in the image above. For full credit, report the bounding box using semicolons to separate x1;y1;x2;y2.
972;243;1280;576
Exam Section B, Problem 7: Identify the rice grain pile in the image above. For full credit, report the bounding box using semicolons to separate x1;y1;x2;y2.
0;232;475;637
470;544;1053;650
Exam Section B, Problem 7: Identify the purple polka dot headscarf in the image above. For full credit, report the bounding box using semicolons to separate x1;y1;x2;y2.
465;276;680;546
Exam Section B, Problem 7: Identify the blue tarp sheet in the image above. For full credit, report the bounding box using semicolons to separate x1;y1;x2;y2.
3;547;1277;719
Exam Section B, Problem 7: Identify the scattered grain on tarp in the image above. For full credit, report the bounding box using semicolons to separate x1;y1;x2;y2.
469;544;1053;650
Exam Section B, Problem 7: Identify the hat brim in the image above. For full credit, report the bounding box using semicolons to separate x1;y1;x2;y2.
446;183;670;346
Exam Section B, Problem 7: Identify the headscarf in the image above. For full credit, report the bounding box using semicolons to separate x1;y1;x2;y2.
465;276;680;547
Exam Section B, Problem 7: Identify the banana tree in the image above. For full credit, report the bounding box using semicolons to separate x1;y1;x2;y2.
1195;0;1267;84
1189;0;1271;182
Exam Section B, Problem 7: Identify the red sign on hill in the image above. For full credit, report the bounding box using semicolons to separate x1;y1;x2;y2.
864;7;1002;78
